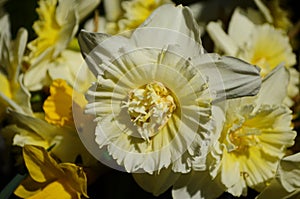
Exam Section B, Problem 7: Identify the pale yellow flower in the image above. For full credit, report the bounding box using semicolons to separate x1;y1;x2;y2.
207;8;298;106
117;0;172;33
14;145;88;199
25;0;78;64
78;4;261;174
85;0;173;34
209;66;296;197
0;14;32;116
23;0;99;91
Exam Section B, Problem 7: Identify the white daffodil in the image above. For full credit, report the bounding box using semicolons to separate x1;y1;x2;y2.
207;7;298;107
170;66;296;199
207;65;296;197
257;152;300;199
0;14;32;117
78;4;261;174
23;0;100;91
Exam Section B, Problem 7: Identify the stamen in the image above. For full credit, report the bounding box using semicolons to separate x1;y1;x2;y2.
122;81;176;141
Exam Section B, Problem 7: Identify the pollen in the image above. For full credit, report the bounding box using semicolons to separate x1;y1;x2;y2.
229;124;261;153
123;81;176;141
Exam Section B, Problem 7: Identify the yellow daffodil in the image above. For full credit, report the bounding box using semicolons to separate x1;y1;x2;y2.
23;0;99;91
0;14;33;116
24;0;78;64
24;0;100;64
14;145;88;199
206;8;298;106
43;79;86;127
78;4;261;174
1;109;96;165
208;66;296;197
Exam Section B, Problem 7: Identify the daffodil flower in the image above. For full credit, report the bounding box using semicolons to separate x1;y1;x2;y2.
23;0;100;91
2;109;96;165
14;145;88;199
206;7;298;106
205;65;296;197
170;65;296;199
84;0;173;34
77;4;261;174
0;14;32;117
43;79;86;127
257;152;300;199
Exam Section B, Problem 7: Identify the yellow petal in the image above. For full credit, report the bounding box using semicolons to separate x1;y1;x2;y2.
0;72;12;98
59;163;89;198
23;145;63;183
27;180;79;199
14;175;45;198
43;79;74;127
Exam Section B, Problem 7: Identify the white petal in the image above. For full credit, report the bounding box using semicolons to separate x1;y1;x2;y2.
255;65;289;106
103;0;122;21
253;0;273;23
76;0;101;21
193;54;261;102
133;4;204;56
228;8;255;47
278;153;300;192
257;153;300;199
23;60;52;91
206;21;238;56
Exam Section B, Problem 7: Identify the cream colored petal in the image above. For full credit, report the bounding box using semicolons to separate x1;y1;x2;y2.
83;16;107;33
23;60;52;91
255;65;289;107
103;0;122;21
194;54;261;102
10;28;28;84
172;170;224;199
133;167;180;196
13;132;49;148
278;153;300;192
206;21;238;56
13;75;33;115
221;150;240;189
254;0;273;23
78;30;134;76
228;8;255;47
140;4;203;48
75;0;101;21
284;68;300;107
257;153;300;199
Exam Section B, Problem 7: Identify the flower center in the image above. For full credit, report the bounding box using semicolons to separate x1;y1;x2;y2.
229;124;261;153
123;81;176;141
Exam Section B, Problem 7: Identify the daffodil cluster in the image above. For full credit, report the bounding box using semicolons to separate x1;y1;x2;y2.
0;0;299;199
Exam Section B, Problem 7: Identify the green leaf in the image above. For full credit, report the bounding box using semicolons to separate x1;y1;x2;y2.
0;173;28;199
